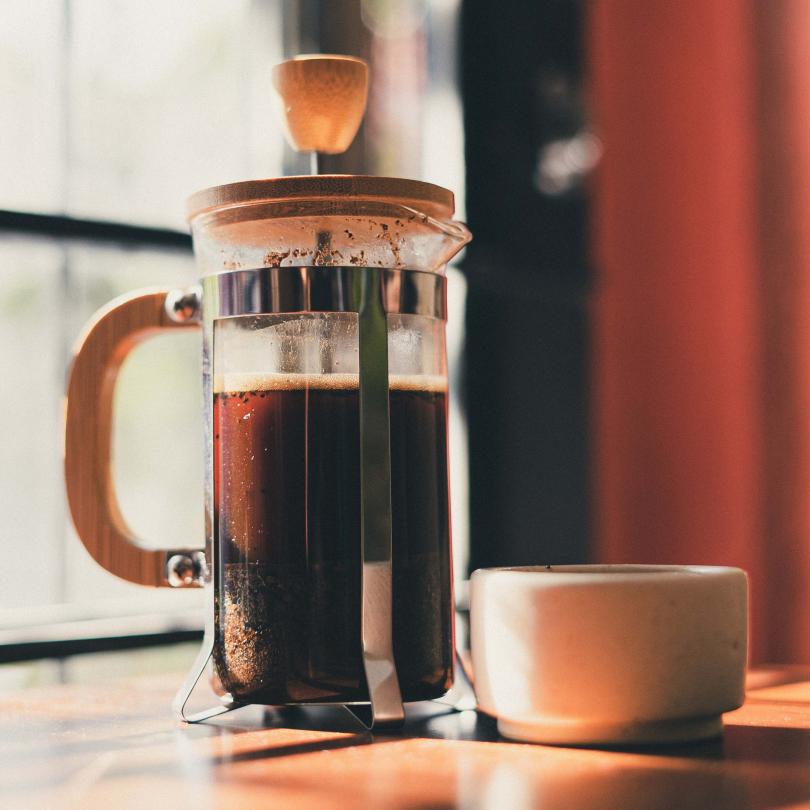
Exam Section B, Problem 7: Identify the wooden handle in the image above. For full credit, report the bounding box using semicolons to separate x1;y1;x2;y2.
272;54;369;154
64;289;201;587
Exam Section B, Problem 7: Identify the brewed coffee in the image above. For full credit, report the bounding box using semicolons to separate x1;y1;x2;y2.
212;373;453;704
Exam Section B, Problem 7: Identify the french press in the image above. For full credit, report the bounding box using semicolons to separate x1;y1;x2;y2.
63;55;471;728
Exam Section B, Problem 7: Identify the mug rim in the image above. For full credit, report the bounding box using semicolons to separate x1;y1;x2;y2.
471;563;746;583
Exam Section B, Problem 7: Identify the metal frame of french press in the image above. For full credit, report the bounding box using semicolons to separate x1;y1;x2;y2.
171;264;449;729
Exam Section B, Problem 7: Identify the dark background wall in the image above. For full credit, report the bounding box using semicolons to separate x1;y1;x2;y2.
460;0;590;572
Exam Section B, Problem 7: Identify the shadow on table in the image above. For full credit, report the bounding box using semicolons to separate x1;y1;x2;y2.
201;703;810;810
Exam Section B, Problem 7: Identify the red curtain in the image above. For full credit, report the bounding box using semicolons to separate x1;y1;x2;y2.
589;0;810;664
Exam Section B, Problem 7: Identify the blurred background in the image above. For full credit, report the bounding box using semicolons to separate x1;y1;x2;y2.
1;0;809;685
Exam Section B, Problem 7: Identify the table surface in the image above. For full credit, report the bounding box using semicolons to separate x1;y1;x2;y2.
3;663;810;809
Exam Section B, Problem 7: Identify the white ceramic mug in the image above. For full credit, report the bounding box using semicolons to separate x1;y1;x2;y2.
470;565;748;745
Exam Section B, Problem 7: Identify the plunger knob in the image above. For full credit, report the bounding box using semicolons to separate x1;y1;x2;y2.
272;54;369;155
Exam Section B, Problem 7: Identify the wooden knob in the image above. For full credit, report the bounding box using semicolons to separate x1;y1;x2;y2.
272;54;369;155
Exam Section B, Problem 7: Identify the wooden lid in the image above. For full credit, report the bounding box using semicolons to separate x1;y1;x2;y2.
186;175;456;223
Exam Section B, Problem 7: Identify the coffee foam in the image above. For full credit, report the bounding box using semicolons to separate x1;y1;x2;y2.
214;372;448;394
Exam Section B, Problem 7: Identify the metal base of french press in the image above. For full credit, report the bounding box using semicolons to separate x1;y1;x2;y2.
434;650;477;713
173;645;475;728
343;650;476;728
172;634;241;723
172;633;406;730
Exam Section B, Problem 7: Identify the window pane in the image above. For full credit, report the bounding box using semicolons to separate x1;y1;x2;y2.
0;237;65;608
67;0;283;229
0;3;65;212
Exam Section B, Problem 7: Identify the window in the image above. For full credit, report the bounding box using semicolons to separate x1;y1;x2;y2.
0;0;466;668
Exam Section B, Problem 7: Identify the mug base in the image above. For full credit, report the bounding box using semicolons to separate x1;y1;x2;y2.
497;713;723;746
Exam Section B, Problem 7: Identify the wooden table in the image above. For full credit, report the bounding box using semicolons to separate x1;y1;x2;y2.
3;663;810;809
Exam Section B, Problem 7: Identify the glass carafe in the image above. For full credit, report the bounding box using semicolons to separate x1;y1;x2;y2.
64;175;470;727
